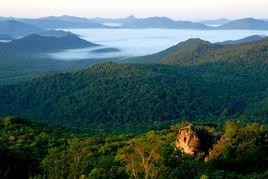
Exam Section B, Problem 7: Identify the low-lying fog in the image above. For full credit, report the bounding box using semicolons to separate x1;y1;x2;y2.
48;28;268;60
47;46;123;61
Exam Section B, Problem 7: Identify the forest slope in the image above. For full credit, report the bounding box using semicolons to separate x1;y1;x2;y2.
128;37;268;65
0;61;267;133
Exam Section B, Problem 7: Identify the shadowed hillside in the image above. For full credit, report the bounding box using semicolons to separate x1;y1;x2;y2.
0;34;99;53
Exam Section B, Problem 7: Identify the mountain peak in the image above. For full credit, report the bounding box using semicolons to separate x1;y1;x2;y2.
179;38;211;46
126;15;137;20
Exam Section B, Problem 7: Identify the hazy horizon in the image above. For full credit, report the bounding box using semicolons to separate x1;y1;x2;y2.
1;0;268;21
1;14;267;22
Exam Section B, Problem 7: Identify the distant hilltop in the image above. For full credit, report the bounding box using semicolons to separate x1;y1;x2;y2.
1;15;268;30
0;34;99;53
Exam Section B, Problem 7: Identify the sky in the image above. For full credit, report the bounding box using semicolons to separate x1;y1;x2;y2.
1;0;268;20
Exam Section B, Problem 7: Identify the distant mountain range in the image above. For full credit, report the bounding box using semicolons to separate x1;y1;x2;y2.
0;34;99;53
0;20;43;38
124;16;210;29
21;15;109;29
1;15;268;31
0;20;81;38
89;15;137;24
218;18;268;30
199;18;230;26
91;15;210;29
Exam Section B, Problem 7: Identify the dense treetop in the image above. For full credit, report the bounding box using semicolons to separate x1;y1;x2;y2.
0;61;267;133
0;116;267;178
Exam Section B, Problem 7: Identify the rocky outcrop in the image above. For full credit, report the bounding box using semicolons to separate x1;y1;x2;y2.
176;123;215;156
176;124;201;155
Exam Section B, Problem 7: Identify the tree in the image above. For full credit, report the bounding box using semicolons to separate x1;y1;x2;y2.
117;131;164;179
42;138;96;178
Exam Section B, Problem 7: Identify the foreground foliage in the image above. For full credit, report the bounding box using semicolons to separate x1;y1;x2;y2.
0;116;267;178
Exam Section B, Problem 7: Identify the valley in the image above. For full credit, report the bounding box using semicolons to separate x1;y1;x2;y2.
1;25;268;85
0;11;267;178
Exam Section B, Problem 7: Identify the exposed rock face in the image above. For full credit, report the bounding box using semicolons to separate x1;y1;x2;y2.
176;123;219;159
176;124;201;155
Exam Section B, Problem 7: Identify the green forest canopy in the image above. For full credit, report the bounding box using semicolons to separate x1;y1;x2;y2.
0;116;267;178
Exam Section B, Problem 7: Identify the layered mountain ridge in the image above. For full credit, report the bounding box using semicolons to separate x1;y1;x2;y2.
0;38;267;133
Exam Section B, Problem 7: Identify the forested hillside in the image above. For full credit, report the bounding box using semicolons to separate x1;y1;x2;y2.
0;60;267;133
129;38;268;65
158;38;268;65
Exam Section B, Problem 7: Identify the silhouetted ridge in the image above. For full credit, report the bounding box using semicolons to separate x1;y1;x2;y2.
0;34;99;53
0;20;43;38
218;18;268;29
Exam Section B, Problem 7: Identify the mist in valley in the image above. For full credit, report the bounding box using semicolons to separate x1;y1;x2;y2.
47;28;268;61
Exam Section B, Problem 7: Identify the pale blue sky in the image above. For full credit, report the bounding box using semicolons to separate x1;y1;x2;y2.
1;0;268;20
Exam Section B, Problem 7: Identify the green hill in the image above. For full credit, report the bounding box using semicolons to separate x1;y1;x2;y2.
0;59;267;133
127;38;211;64
128;38;268;65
